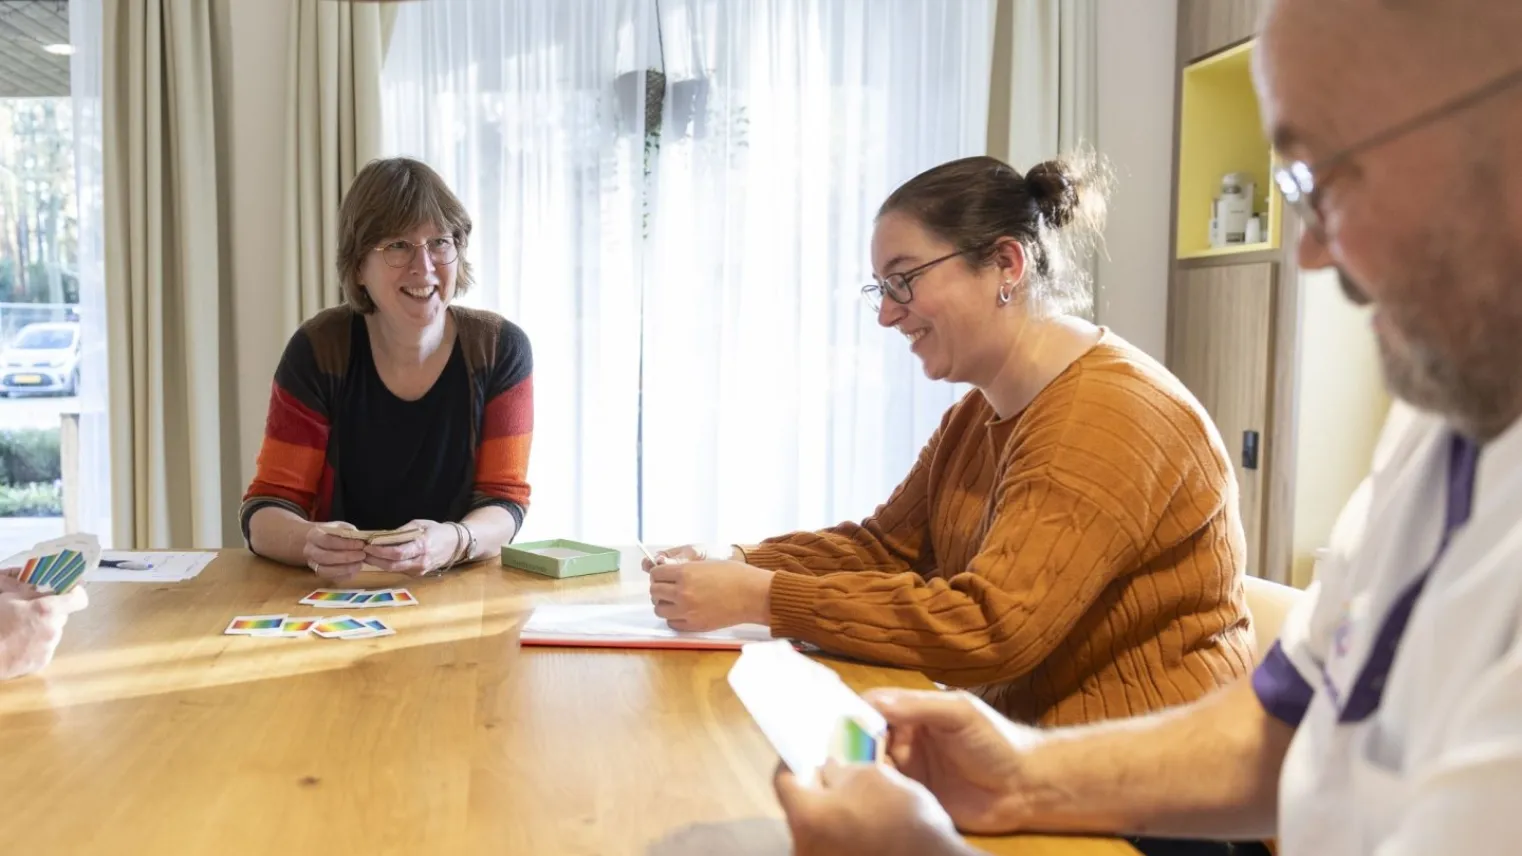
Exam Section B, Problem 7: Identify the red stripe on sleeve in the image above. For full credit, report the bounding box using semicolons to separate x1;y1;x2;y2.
243;382;331;516
482;374;533;440
266;382;329;450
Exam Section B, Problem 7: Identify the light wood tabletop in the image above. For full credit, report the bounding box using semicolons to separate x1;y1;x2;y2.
0;548;1139;856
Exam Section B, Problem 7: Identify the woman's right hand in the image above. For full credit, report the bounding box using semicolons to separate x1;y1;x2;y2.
641;543;707;571
642;543;743;571
303;522;367;584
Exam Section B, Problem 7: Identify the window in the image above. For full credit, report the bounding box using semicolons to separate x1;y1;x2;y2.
382;0;991;546
0;0;110;558
0;0;79;556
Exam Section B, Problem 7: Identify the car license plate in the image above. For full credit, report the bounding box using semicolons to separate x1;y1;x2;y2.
11;374;43;385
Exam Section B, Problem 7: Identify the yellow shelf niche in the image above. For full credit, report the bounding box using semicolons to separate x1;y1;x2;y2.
1176;41;1282;260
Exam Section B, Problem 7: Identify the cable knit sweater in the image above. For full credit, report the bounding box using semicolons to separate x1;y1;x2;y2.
747;333;1256;726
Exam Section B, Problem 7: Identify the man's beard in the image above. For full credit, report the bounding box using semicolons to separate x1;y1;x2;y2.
1362;249;1522;441
1376;330;1479;425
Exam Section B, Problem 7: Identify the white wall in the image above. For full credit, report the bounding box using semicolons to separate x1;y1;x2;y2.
1094;1;1177;360
219;0;293;498
1291;269;1390;586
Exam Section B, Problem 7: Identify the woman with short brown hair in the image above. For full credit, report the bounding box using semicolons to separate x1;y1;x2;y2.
242;157;533;582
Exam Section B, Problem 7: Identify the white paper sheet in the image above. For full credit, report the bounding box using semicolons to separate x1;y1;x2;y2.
520;602;773;646
84;551;218;583
2;543;214;586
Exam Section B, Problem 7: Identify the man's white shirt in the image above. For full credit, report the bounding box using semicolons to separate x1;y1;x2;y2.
1259;401;1522;855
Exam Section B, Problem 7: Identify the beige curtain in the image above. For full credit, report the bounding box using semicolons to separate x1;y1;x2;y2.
989;0;1098;168
282;0;398;328
103;0;233;548
988;0;1099;316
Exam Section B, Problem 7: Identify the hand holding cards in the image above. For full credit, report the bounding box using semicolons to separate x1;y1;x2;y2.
0;536;96;680
307;523;430;583
728;640;888;786
316;523;422;546
9;534;101;595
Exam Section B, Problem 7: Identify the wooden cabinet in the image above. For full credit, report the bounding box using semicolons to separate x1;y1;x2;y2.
1168;263;1276;574
1167;1;1299;583
1165;2;1388;586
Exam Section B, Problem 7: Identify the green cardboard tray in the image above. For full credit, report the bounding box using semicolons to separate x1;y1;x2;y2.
501;539;622;579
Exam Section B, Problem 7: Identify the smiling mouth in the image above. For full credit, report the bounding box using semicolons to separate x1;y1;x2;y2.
401;285;437;301
904;329;928;345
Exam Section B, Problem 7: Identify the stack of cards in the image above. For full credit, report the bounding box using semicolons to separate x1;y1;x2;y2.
300;588;417;608
10;534;101;595
315;523;422;547
224;614;394;639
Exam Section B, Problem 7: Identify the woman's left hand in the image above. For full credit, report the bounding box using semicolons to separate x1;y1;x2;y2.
647;559;774;631
362;519;463;577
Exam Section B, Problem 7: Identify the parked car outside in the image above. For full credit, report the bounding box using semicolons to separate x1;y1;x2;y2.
0;321;81;397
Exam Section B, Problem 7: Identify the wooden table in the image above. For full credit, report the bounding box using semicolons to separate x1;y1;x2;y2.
0;549;1138;856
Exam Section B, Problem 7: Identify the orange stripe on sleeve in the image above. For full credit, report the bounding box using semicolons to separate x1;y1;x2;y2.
475;433;531;506
245;436;326;507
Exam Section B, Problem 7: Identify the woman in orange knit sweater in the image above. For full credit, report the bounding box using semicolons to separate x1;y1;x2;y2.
646;154;1255;727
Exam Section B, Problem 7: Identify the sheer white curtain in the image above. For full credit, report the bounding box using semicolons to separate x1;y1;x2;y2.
641;0;994;544
992;0;1098;319
380;0;993;546
70;0;112;544
381;0;655;543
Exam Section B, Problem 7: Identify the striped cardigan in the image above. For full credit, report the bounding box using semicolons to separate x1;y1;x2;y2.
239;304;533;541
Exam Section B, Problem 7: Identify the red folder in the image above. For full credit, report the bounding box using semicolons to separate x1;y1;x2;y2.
517;602;774;651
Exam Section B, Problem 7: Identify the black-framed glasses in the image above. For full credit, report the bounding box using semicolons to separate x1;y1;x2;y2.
861;250;967;312
372;236;459;269
1275;65;1522;238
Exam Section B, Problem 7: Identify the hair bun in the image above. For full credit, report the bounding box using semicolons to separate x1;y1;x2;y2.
1025;160;1080;228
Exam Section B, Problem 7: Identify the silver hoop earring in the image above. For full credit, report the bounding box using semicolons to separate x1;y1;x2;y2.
997;280;1014;306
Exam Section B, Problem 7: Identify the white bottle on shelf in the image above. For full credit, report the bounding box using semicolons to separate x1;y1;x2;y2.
1245;214;1263;245
1219;174;1252;245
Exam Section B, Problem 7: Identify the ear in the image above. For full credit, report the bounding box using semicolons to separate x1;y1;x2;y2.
989;238;1028;285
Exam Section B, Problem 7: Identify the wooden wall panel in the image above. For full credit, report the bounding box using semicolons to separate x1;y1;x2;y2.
1178;0;1264;64
1168;263;1277;577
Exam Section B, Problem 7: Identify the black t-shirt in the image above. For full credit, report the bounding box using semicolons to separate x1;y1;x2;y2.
330;315;474;530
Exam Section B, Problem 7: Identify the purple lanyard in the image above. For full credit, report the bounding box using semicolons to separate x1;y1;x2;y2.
1328;433;1480;723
